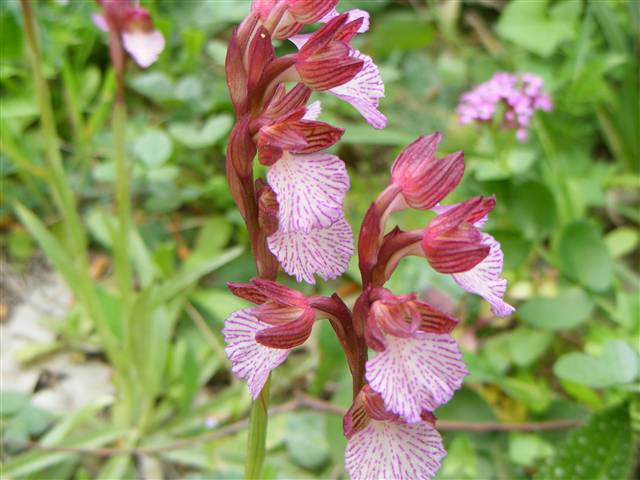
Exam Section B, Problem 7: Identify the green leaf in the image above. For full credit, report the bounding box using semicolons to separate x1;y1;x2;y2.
491;230;532;270
509;433;554;466
133;129;173;168
496;0;578;57
128;72;175;102
553;340;639;388
509;180;557;240
604;227;639;258
285;412;331;470
535;403;633;480
501;374;551;413
557;220;614;291
519;287;594;331
169;114;233;149
153;246;243;306
368;13;435;56
2;428;128;478
507;328;553;367
14;204;80;290
0;391;30;416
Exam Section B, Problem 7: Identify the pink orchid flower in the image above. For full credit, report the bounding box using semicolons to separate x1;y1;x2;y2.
94;0;164;68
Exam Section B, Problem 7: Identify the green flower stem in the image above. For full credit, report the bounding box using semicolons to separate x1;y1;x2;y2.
245;376;270;479
112;99;134;315
20;0;122;368
20;0;87;260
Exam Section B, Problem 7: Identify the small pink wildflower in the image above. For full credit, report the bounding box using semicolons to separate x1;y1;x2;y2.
457;72;553;142
94;0;164;68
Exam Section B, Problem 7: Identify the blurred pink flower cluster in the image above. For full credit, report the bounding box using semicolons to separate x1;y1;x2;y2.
458;72;553;142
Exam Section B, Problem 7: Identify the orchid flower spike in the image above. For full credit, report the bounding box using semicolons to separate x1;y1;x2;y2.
94;0;165;68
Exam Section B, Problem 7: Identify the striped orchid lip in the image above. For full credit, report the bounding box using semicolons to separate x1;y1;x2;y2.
361;290;467;424
344;385;446;480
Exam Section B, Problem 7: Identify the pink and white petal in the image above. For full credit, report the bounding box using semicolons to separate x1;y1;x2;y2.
267;152;349;232
267;217;354;284
452;233;515;317
92;13;109;32
122;29;165;68
366;333;467;423
345;419;446;480
329;50;386;129
303;100;322;121
319;8;370;32
289;33;311;49
222;308;290;399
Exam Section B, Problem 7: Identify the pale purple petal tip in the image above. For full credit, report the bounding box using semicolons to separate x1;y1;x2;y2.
452;233;515;317
222;308;290;399
267;217;354;284
366;333;468;423
345;419;446;480
320;8;370;32
122;29;165;68
303;100;322;121
329;50;387;129
92;13;109;32
267;152;349;233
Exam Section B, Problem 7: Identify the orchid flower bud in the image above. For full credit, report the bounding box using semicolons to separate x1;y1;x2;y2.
422;195;496;274
390;132;465;210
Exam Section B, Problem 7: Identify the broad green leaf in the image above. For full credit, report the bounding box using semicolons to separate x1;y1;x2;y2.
0;391;29;415
491;230;532;270
604;227;638;258
368;13;435;56
133;129;173;167
507;328;553;367
285;412;331;470
169;114;233;149
440;434;478;479
128;72;175;102
519;287;594;331
509;433;554;466
14;204;80;290
496;0;578;57
553;340;639;388
510;180;557;240
501;374;552;413
535;403;633;480
557;220;614;291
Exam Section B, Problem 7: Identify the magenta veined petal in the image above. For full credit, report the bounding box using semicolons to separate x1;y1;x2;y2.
328;49;387;129
365;332;467;423
222;308;290;399
452;233;515;317
303;100;322;121
289;35;386;129
122;29;165;68
267;216;354;284
345;419;446;480
267;152;349;233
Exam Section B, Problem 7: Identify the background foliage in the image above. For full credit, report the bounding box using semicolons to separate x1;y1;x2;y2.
1;0;638;479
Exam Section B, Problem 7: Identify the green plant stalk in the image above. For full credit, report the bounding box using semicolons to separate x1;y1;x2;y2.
20;0;130;406
112;99;134;315
20;0;87;259
533;116;576;223
245;375;270;479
